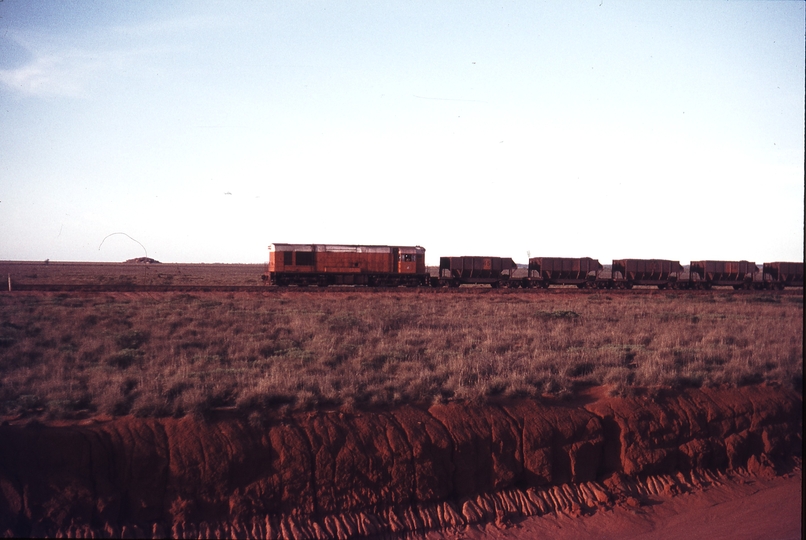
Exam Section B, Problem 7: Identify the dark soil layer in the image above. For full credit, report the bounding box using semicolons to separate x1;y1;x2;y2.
0;384;800;538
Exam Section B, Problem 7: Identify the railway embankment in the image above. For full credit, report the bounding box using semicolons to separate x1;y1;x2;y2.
0;384;800;538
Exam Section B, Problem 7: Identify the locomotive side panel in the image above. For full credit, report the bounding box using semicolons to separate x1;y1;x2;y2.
313;245;393;274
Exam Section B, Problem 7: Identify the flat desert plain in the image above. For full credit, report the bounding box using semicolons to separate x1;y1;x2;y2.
0;261;801;538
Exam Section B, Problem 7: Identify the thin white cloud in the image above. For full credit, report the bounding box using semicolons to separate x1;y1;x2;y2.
0;48;105;97
0;16;212;99
110;13;230;37
0;27;131;98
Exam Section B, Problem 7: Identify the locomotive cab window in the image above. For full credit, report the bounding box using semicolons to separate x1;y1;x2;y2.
283;251;293;265
402;254;413;262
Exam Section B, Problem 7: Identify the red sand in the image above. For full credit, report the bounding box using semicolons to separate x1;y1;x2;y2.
446;470;802;540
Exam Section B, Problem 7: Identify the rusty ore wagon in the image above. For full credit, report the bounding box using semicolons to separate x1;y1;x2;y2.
611;259;685;289
688;260;758;290
761;262;804;290
437;256;518;288
527;257;603;288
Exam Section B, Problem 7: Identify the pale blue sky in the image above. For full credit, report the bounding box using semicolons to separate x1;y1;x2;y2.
1;1;803;264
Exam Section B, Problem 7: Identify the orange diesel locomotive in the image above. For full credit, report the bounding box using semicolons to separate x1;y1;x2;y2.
265;243;428;287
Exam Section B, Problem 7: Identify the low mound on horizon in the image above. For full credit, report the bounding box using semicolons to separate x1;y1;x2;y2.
124;257;161;264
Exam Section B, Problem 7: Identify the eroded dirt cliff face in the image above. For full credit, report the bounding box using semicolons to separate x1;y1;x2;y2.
0;385;801;538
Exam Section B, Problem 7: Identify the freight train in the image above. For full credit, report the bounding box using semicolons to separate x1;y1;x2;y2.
263;243;803;290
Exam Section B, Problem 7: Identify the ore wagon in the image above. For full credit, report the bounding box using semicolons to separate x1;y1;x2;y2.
527;257;603;288
762;262;804;290
688;260;758;289
437;256;518;288
611;259;684;289
264;244;427;286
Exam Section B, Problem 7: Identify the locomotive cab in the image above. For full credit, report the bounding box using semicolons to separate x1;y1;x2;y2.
395;247;425;274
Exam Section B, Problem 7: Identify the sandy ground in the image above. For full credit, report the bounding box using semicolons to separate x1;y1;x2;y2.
431;470;802;540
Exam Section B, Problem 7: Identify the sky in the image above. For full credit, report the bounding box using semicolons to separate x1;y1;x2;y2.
0;1;803;265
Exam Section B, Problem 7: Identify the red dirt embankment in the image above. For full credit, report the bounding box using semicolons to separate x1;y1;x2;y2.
0;385;801;538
